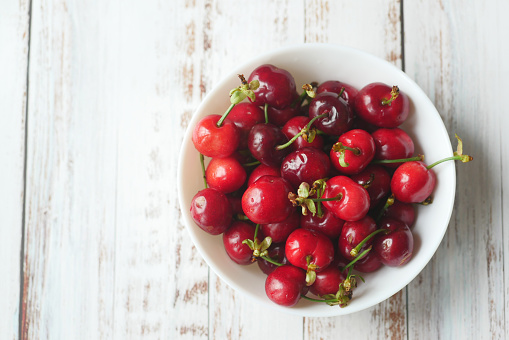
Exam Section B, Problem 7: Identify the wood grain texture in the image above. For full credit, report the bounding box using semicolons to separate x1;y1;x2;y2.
404;0;508;338
0;1;30;339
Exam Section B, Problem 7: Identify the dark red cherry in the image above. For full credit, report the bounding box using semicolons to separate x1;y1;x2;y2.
222;221;257;265
241;176;294;224
227;195;243;216
258;244;289;275
280;148;331;190
309;266;346;296
248;64;297;109
227;102;265;149
206;156;247;194
373;217;413;267
265;265;307;307
266;94;301;127
316;80;359;105
338;216;377;261
192;115;240;158
372;128;414;168
322;176;370;222
353;251;383;273
330;129;375;175
308;92;354;136
353;83;409;128
248;123;290;167
260;210;300;244
350;164;391;208
383;200;416;227
391;161;436;203
190;188;232;235
300;206;345;239
282;116;324;151
247;163;281;187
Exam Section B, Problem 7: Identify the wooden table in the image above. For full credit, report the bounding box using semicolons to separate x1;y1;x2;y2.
2;1;508;339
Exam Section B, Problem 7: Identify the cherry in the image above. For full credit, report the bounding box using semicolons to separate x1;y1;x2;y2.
353;83;409;128
280;148;331;190
372;128;414;168
300;206;345;239
382;200;416;227
316;80;359;105
241;175;294;224
192;115;239;158
353;251;383;273
265;265;307;307
205;156;247;194
391;161;436;203
282;116;325;151
373;217;414;267
227;194;243;216
260;210;300;244
285;229;335;285
258;244;289;275
266;94;301;127
309;266;346;296
338;216;377;260
330;129;375;175
247;163;281;187
248;64;297;109
322;176;371;222
350;164;391;208
227;102;265;149
248;123;290;167
308;92;354;136
222;221;258;265
190;188;232;235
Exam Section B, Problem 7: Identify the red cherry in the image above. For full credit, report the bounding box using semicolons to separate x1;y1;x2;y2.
247;163;281;187
190;188;232;235
227;102;265;149
192;115;239;158
265;265;307;307
282;116;325;151
353;83;409;128
227;195;243;216
353;251;383;273
322;176;370;222
316;80;359;105
205;156;247;194
266;94;301;126
248;64;297;109
222;221;257;265
241;176;294;224
373;217;414;267
383;200;416;227
300;206;345;239
308;92;354;136
350;164;391;208
260;210;300;244
248;123;290;167
338;216;377;261
372;128;414;168
330;129;375;175
257;244;289;275
309;266;346;296
391;161;436;203
280;148;331;190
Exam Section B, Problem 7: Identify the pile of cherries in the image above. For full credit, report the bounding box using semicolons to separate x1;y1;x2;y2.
189;64;472;308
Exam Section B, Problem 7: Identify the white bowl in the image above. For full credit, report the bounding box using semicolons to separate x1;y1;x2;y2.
177;43;456;317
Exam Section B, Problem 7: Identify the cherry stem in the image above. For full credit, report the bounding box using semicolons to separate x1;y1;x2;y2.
381;85;400;106
236;214;250;221
372;155;424;164
200;153;208;188
350;229;389;257
216;103;235;127
311;194;342;203
342;247;372;272
376;194;394;222
254;223;260;241
334;143;361;156
243;160;261;167
300;294;339;304
261;256;284;267
426;155;469;169
338;87;345;99
275;113;328;150
264;103;269;124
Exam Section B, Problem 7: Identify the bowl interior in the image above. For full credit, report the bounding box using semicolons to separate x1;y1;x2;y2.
177;44;456;317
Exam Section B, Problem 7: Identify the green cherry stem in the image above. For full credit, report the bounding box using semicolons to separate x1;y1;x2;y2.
376;194;394;222
337;87;345;99
372;155;424;164
300;295;339;304
426;155;473;169
381;85;400;106
264;103;269;124
350;229;389;257
253;223;260;240
275;113;328;150
216;103;235;127
243;160;261;167
260;256;284;267
342;247;372;272
200;153;208;188
311;194;342;203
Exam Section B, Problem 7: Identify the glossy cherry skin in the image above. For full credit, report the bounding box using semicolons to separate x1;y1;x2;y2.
248;163;281;187
322;176;371;222
285;229;335;273
391;161;436;203
353;82;410;128
265;265;307;307
206;156;247;194
266;95;301;127
227;102;265;149
353;251;383;273
330;129;375;175
248;64;297;109
309;266;346;296
248;123;290;167
280;148;331;190
316;80;359;106
308;92;354;136
258;244;289;275
300;206;345;239
383;200;416;227
282;116;325;151
242;176;294;224
222;221;257;265
260;210;300;244
192;115;239;158
338;216;377;260
373;217;414;267
350;164;391;208
190;188;232;235
372;128;414;168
